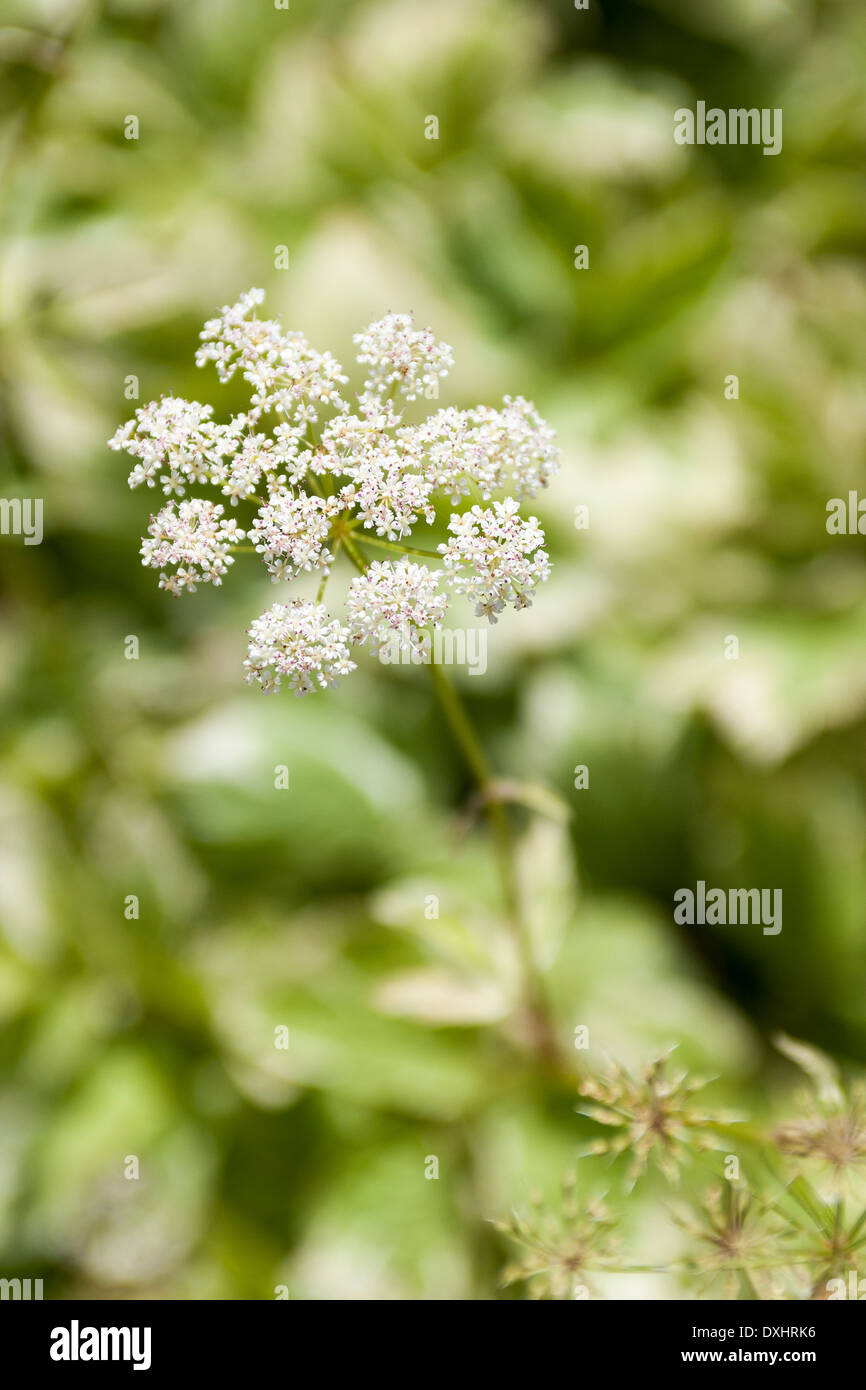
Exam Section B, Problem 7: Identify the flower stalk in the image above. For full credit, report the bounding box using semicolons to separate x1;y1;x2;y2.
426;658;561;1066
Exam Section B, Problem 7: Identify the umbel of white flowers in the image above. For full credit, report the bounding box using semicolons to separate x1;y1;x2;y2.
109;290;560;695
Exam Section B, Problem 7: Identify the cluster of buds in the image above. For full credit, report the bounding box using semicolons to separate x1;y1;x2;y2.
110;291;560;694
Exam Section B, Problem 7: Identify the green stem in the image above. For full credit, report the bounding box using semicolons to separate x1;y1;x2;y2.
427;658;492;788
427;660;561;1068
353;533;442;560
342;532;561;1067
340;534;368;574
317;543;338;604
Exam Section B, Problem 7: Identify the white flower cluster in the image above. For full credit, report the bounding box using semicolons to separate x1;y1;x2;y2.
401;396;559;504
112;290;560;694
108;397;241;496
353;312;454;402
244;600;356;695
439;499;552;622
251;491;338;582
347;559;448;657
141;498;245;595
196;286;349;423
320;398;435;541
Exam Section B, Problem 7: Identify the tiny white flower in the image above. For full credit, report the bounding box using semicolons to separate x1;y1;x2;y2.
244;600;356;696
346;558;448;656
140;498;244;594
320;398;434;540
108;396;238;496
251;491;338;582
196;289;349;423
353;312;453;402
438;499;552;622
400;396;559;503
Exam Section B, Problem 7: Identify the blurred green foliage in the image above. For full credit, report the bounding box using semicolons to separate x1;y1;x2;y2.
1;0;866;1298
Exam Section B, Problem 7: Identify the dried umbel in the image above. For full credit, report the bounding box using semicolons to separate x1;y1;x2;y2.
496;1039;866;1300
775;1092;866;1192
772;1034;866;1197
788;1198;866;1298
110;291;560;693
494;1170;619;1300
671;1184;793;1300
578;1052;735;1186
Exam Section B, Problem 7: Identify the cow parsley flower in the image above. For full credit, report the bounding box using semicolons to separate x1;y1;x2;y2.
320;399;435;540
251;491;338;582
141;498;245;595
220;430;273;504
353;312;453;402
438;499;552;622
196;288;349;423
243;600;356;696
112;289;561;690
401;397;559;504
108;397;239;496
467;395;560;499
346;559;447;656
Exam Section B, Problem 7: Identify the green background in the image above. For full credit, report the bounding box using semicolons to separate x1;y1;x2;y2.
1;0;865;1298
